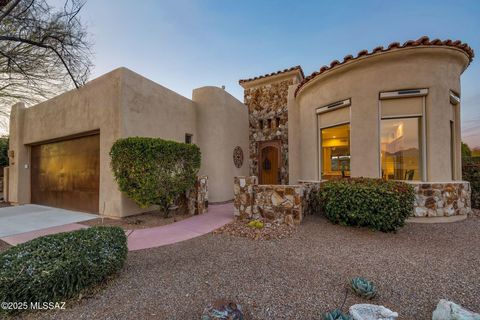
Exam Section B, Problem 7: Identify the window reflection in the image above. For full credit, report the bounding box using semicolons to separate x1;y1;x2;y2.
380;118;421;180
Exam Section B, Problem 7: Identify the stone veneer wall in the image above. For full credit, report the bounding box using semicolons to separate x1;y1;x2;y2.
243;79;293;184
298;180;326;216
234;177;472;222
408;181;472;217
187;176;208;215
234;176;303;225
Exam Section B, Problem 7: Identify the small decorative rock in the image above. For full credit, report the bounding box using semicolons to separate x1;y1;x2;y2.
201;301;244;320
432;299;480;320
349;304;398;320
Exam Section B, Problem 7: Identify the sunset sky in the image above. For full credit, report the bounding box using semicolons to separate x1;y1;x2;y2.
57;0;480;147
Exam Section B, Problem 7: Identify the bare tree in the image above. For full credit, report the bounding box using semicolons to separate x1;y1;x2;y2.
0;0;92;128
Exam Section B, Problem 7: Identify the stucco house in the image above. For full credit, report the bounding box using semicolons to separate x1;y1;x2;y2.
7;68;249;217
7;36;475;218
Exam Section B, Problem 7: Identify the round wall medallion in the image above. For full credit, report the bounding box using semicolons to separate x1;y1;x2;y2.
233;146;243;168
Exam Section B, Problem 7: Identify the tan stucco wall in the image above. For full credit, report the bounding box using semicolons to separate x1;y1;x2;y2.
193;86;249;202
292;47;469;182
287;84;301;184
118;69;198;215
8;67;247;217
9;68;124;216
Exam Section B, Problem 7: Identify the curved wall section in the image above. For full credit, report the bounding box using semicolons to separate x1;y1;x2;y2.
294;47;470;182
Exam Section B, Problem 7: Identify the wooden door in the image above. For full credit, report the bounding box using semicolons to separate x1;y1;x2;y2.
31;134;100;213
259;142;280;185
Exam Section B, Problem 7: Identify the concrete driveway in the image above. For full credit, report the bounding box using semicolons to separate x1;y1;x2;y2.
0;204;97;238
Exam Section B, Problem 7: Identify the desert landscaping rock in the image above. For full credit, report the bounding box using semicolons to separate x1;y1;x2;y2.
349;304;398;320
16;215;480;320
213;219;296;240
432;299;480;320
201;301;244;320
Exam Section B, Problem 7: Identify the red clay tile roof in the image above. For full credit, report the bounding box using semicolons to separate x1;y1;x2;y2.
295;36;474;97
239;65;304;84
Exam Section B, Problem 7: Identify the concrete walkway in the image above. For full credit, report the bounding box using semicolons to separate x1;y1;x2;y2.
0;204;96;238
1;203;234;251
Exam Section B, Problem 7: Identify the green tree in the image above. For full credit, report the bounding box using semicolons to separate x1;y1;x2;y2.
0;0;92;129
462;142;472;158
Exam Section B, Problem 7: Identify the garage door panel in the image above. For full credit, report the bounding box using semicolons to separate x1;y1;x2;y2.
31;134;100;213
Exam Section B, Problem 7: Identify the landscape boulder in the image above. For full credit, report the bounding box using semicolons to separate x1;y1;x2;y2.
349;304;398;320
432;299;480;320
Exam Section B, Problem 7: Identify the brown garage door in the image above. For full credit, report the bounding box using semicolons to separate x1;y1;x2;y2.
31;134;100;213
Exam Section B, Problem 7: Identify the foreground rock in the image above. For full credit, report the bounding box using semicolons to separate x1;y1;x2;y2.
201;301;244;320
349;304;398;320
432;299;480;320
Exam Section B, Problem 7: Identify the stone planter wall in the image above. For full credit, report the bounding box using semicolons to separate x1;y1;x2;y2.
407;181;472;217
253;184;303;225
234;176;303;225
234;178;472;222
187;176;208;215
233;176;257;220
298;180;327;216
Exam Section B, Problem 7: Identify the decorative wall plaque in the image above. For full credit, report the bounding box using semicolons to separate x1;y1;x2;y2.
233;146;243;168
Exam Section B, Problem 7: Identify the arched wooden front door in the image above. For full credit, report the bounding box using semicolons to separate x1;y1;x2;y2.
259;141;281;185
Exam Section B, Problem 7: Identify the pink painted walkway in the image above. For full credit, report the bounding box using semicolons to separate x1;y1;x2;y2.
1;203;234;251
127;203;233;251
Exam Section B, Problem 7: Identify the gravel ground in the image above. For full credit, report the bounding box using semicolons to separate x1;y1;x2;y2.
15;215;480;320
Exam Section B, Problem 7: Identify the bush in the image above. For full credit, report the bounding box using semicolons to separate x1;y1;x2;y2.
0;227;127;314
316;178;415;232
110;137;201;214
463;157;480;209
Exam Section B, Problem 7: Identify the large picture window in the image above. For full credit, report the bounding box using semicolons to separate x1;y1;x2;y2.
380;118;421;180
321;123;350;179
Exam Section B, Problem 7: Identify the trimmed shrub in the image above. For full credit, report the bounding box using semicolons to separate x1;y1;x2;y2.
110;137;201;214
463;157;480;209
316;178;415;232
0;227;127;314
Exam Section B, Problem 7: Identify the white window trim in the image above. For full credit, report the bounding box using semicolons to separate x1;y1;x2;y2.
316;99;351;114
380;88;428;100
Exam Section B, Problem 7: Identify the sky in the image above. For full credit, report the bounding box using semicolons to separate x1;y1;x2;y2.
60;0;480;148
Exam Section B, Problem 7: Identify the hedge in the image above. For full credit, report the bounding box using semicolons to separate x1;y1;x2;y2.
463;157;480;209
110;137;201;214
0;227;127;315
316;178;415;232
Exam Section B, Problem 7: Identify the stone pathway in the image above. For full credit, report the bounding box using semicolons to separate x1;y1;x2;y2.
0;203;234;251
